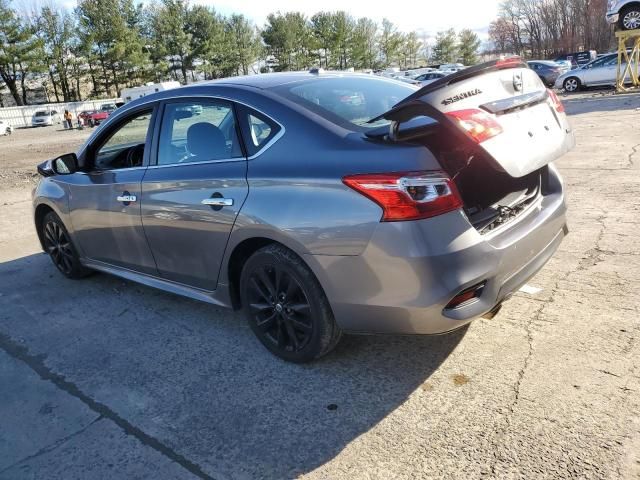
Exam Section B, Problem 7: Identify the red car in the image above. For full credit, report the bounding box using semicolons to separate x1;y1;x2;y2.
77;110;95;126
87;104;117;127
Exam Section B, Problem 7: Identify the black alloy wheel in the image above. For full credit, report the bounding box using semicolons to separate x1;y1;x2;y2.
247;264;313;353
240;244;342;362
41;212;90;279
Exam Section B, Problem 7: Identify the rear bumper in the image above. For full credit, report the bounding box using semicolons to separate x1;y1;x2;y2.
310;164;567;335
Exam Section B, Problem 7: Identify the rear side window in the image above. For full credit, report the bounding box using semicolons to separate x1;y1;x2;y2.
273;76;416;130
237;106;281;157
157;100;242;165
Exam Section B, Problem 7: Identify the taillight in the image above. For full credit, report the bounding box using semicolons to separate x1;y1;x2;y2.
547;89;565;113
446;109;503;143
342;171;463;222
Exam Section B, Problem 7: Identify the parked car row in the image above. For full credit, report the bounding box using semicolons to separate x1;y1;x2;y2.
378;64;467;86
28;103;119;130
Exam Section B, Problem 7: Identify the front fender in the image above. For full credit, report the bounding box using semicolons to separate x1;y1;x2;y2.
33;178;72;250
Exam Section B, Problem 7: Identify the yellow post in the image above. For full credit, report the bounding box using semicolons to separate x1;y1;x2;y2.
615;29;640;92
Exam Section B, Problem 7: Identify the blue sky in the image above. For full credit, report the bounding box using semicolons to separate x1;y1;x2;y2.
45;0;501;39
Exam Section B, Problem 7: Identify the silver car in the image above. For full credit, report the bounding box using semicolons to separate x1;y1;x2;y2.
33;59;574;362
554;53;638;91
31;110;61;127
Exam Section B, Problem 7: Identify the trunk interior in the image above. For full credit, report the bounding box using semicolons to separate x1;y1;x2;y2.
417;130;545;234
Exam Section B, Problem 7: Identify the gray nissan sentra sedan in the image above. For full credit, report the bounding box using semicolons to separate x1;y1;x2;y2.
33;58;574;362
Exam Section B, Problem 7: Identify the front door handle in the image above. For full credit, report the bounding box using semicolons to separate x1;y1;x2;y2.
116;194;137;203
201;198;233;207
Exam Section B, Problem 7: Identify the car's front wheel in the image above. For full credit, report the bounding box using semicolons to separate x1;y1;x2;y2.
620;6;640;30
563;77;581;92
41;212;91;279
240;244;342;362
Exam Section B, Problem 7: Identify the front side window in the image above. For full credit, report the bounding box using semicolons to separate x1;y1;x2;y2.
157;101;242;165
94;110;152;170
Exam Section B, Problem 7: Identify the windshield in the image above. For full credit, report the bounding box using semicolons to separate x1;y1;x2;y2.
272;76;417;130
34;111;48;117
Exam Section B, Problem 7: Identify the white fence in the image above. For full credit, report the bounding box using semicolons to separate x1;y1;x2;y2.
0;99;120;128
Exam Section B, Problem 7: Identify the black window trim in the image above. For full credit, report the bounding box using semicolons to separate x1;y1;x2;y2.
235;103;283;158
81;103;158;173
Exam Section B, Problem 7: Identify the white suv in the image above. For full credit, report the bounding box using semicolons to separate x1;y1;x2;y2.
606;0;640;30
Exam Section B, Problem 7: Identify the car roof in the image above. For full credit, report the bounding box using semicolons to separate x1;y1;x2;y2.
201;71;380;89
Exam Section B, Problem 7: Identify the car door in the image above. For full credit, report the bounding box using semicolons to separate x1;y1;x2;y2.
580;56;612;85
64;106;159;274
140;98;248;291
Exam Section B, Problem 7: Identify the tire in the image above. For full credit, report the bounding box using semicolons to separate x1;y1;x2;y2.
41;212;91;279
620;6;640;30
239;244;342;362
89;119;94;127
563;77;580;92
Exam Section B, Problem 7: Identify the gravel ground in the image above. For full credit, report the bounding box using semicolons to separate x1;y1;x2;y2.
0;92;639;479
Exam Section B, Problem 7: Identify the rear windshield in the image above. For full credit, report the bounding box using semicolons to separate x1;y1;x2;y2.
272;76;416;130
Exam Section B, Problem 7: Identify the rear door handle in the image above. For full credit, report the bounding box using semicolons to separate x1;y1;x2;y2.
201;198;233;207
116;194;137;203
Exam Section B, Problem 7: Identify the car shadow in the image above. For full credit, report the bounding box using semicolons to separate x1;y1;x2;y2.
0;253;467;478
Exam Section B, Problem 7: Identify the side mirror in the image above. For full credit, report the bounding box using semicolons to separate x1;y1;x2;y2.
52;153;79;175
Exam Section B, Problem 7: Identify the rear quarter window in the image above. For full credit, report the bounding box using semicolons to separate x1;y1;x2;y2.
237;106;281;157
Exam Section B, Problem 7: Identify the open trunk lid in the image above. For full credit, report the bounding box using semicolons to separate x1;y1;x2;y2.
375;57;575;178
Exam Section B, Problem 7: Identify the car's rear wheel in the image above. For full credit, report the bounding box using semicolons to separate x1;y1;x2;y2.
620;6;640;30
563;77;580;92
240;244;342;362
42;212;90;279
